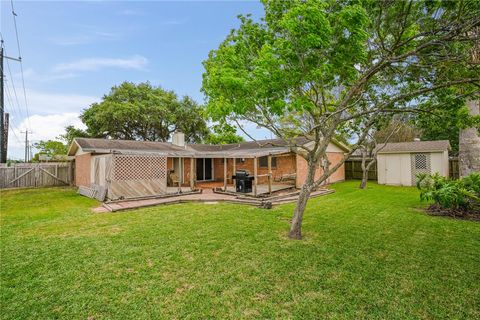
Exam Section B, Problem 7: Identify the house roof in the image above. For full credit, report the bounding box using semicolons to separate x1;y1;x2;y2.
68;138;196;157
68;137;350;158
376;140;451;154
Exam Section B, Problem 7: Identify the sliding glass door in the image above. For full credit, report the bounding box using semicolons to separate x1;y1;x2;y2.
196;158;213;181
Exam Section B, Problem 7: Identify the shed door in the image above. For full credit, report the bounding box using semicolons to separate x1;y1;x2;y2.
385;154;401;185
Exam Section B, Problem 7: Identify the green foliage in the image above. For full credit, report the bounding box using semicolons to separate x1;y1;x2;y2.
373;119;420;143
202;0;479;145
416;173;480;212
81;82;209;143
204;123;244;145
414;89;476;153
32;140;68;162
59;125;90;145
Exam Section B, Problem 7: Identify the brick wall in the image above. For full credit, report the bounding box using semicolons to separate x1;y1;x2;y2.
295;152;345;187
166;157;194;187
212;154;297;184
75;153;91;187
165;152;344;187
183;158;193;186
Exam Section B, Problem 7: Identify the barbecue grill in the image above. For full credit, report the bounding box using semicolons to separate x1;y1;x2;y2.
232;170;254;193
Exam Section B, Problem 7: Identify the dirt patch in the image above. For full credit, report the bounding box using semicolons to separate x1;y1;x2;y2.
424;204;480;222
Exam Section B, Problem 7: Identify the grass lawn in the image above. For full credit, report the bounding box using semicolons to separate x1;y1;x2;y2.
1;181;479;319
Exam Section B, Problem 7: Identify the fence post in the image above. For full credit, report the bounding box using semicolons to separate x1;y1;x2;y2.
35;166;39;187
14;165;17;188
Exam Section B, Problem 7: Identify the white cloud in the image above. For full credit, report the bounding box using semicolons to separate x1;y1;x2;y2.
161;18;189;26
7;113;86;160
5;89;98;159
53;55;148;73
50;30;123;46
26;90;99;115
117;9;145;16
16;68;78;83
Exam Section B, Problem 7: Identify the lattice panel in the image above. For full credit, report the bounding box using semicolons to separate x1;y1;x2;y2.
411;153;431;185
112;154;167;181
414;154;428;170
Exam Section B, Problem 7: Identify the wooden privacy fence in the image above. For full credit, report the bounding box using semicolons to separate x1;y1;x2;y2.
0;162;74;189
345;159;378;180
449;158;459;179
345;157;460;180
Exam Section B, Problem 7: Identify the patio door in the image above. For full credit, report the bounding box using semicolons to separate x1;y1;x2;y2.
196;158;213;181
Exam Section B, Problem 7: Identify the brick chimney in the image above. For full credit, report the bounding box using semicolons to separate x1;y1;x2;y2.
172;131;185;148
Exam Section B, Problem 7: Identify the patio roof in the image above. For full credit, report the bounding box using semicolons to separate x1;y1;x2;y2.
68;136;348;158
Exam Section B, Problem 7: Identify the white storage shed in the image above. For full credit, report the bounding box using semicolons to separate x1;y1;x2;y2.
377;140;451;186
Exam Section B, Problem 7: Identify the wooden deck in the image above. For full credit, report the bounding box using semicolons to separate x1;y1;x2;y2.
225;184;294;196
168;182;295;196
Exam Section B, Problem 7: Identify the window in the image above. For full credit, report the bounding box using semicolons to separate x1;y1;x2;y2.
236;158;245;164
414;154;427;170
259;156;277;168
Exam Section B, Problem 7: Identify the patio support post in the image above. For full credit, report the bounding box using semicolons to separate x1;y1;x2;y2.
223;157;227;191
178;157;183;193
268;155;272;194
253;156;258;197
232;158;236;190
190;157;195;190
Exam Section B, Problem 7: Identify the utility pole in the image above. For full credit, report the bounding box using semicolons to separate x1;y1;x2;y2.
3;112;9;162
1;46;4;163
0;42;22;163
21;130;31;162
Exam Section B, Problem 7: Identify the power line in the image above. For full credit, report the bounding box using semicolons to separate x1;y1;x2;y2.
10;1;22;59
3;71;23;122
5;53;25;120
4;79;24;136
9;120;22;145
9;0;31;132
3;80;24;143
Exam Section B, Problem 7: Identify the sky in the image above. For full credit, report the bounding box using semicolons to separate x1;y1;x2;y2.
1;0;268;160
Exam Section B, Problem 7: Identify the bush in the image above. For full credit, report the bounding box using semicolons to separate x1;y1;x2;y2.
416;172;480;214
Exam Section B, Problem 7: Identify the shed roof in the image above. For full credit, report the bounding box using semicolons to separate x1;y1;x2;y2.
376;140;451;153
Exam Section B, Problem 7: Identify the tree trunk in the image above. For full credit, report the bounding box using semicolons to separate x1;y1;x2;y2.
459;99;480;177
360;169;369;189
289;159;316;240
359;150;368;189
460;28;480;177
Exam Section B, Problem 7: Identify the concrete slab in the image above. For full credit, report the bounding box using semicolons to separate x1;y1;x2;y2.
93;187;335;213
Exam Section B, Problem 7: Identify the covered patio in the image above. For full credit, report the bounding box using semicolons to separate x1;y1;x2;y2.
172;147;297;197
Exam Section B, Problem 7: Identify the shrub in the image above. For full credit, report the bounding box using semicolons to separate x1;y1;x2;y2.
416;172;480;213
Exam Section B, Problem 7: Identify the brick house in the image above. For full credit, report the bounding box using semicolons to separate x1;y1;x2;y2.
67;133;349;200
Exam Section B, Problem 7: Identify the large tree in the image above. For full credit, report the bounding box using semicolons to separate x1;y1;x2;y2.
459;27;480;176
60;125;90;146
32;140;68;162
81;82;209;143
202;0;480;239
204;123;245;145
415;89;468;153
